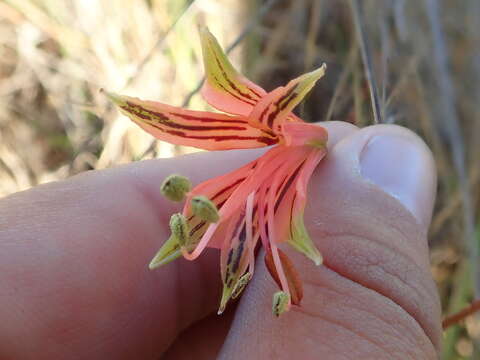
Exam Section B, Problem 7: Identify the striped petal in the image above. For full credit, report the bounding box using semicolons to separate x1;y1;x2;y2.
281;122;328;148
183;159;256;251
199;28;303;127
200;27;266;116
218;212;255;313
276;148;326;265
103;91;277;151
249;64;327;133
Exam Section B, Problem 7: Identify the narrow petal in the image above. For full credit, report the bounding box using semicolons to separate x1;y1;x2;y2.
244;192;257;274
218;213;256;313
281;122;328;148
217;146;294;221
200;27;266;116
249;64;327;133
274;149;326;265
148;235;182;269
265;173;292;299
264;248;303;305
288;212;322;266
248;146;309;252
182;159;256;255
199;28;308;130
103;90;277;150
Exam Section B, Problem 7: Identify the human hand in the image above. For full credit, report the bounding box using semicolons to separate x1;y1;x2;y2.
0;122;441;359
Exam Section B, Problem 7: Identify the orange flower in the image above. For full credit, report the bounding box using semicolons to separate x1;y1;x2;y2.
105;28;328;316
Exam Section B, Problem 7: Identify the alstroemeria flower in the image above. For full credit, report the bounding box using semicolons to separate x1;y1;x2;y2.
104;28;328;316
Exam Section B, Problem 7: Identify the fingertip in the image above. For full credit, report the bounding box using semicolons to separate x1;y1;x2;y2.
219;124;441;359
329;124;436;227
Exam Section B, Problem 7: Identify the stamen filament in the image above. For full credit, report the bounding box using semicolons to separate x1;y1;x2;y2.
181;221;220;260
245;192;256;274
267;177;291;298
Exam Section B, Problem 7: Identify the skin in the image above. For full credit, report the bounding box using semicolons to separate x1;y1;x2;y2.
0;122;441;359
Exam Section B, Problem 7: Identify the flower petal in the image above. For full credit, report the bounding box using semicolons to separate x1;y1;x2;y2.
148;235;182;269
288;211;322;266
200;27;266;116
218;213;255;313
249;64;327;133
265;248;303;305
274;149;326;265
281;122;328;148
103;90;277;150
217;146;294;221
183;158;256;252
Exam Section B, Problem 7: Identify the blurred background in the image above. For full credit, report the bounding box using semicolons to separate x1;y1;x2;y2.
0;0;479;358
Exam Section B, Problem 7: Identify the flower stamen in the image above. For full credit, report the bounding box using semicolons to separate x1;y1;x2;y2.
169;213;190;247
160;174;191;202
191;195;220;223
272;291;290;317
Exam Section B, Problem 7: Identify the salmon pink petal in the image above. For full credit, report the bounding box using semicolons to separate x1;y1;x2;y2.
287;149;326;264
183;159;256;251
218;212;257;313
217;145;306;221
265;248;303;305
218;192;259;312
281;122;328;148
258;146;325;267
200;27;266;116
249;64;326;133
103;90;277;151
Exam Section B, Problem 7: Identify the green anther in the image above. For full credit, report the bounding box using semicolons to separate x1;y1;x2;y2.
272;291;290;317
191;196;220;223
160;174;191;202
231;272;252;299
169;213;189;247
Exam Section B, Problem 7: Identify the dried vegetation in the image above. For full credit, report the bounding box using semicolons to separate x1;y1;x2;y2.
0;0;479;357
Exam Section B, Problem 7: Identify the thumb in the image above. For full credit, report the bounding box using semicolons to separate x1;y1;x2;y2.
219;124;441;359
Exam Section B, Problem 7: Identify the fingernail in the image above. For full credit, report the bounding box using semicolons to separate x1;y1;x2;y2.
360;133;436;225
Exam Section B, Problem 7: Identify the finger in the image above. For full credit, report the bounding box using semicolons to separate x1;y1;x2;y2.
219;124;441;359
0;148;260;359
161;307;236;360
0;121;355;359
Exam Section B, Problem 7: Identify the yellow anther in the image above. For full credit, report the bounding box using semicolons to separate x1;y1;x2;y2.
191;196;220;223
160;174;191;202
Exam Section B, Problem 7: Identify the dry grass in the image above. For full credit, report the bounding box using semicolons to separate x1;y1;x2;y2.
0;0;479;358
